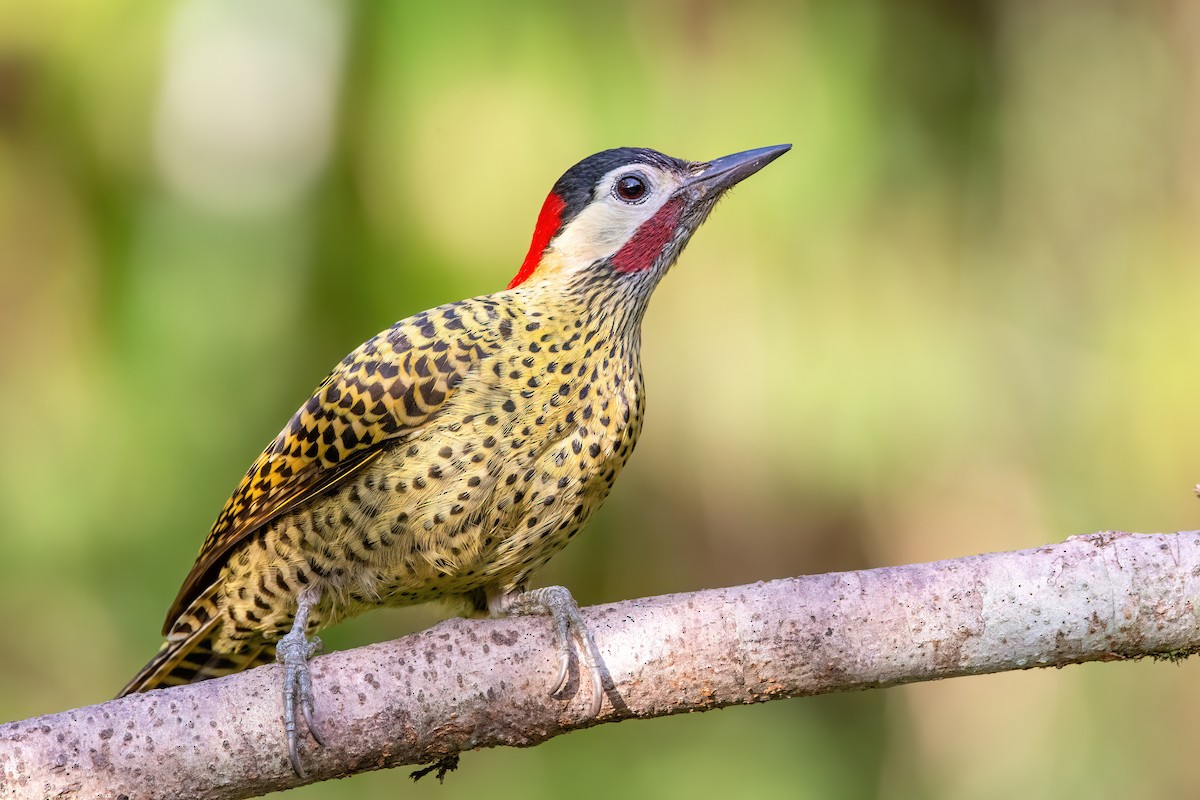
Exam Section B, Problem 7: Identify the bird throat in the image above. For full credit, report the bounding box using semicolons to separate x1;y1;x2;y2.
611;197;684;274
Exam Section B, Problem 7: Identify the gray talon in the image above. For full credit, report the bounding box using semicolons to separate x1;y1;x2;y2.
495;585;605;716
551;652;570;696
277;596;324;776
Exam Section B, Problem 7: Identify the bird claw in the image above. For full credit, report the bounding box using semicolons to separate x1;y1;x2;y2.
277;629;324;777
501;585;605;717
550;649;571;697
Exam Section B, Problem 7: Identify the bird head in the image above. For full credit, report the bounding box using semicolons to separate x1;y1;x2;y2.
507;145;790;298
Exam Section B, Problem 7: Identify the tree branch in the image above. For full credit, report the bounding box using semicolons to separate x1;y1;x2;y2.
4;530;1199;799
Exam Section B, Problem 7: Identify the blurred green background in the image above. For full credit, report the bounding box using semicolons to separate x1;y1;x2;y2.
2;0;1199;797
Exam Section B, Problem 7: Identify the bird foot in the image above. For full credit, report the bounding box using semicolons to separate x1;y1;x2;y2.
410;753;461;783
277;627;325;777
497;585;604;717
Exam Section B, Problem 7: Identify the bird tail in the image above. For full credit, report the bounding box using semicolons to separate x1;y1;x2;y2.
118;597;275;697
118;640;275;698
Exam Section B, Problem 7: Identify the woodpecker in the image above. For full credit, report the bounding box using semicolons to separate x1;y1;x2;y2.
119;143;790;775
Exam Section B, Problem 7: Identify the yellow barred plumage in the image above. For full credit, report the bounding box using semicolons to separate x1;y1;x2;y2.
123;290;643;692
118;146;790;775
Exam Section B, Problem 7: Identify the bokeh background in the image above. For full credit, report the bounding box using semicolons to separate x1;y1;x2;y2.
2;1;1199;797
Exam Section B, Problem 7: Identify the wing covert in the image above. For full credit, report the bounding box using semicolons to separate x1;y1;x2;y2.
164;305;496;631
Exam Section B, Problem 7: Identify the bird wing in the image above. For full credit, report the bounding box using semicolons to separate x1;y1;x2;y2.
164;307;495;633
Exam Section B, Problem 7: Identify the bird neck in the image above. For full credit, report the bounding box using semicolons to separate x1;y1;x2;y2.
506;266;651;359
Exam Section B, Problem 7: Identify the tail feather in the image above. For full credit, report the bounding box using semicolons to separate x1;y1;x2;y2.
119;602;275;697
121;644;269;700
119;635;275;697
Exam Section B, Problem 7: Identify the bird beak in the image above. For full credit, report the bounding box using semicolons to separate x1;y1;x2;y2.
685;144;791;195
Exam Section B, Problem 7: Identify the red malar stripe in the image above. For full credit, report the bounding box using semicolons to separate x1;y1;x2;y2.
611;197;684;273
508;192;566;289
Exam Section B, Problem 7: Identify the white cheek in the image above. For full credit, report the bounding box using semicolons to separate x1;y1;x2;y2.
550;196;666;266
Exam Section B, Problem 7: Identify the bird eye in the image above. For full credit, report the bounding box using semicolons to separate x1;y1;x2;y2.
614;174;648;203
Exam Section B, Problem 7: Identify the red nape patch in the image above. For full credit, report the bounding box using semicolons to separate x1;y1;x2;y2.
508;193;566;289
611;198;684;273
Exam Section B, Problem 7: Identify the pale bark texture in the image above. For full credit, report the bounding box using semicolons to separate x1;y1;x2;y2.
3;530;1199;799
